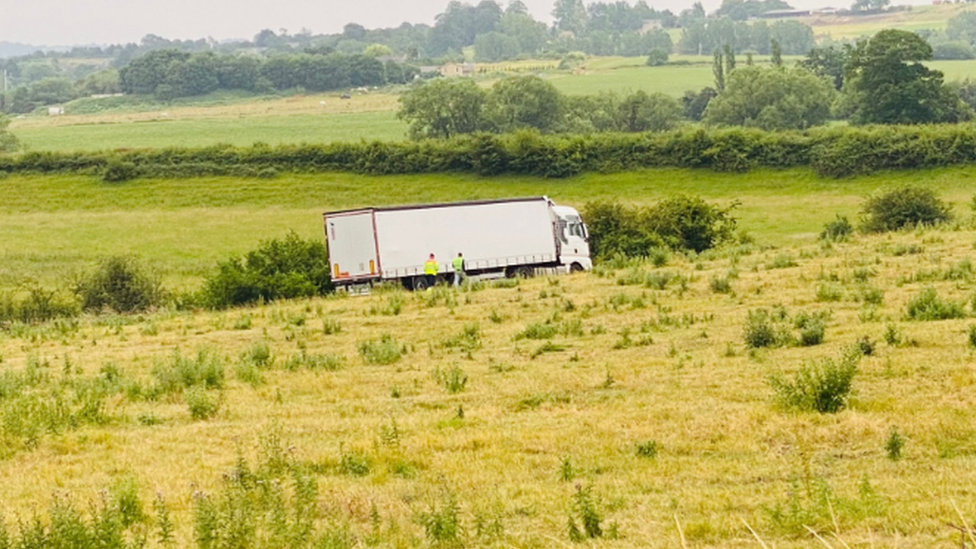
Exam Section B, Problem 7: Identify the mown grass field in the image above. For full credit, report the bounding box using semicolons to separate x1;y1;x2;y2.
3;173;976;547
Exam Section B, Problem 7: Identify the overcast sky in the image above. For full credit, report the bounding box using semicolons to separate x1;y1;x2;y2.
1;0;927;46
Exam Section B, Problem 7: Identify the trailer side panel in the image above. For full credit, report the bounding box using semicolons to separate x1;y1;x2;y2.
373;199;557;279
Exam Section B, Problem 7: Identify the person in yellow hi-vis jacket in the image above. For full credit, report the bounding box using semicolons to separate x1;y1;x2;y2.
424;253;439;288
452;252;465;287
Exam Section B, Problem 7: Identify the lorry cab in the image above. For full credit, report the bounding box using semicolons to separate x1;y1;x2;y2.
551;204;592;273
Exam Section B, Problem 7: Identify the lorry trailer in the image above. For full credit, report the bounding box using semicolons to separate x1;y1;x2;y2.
324;197;591;290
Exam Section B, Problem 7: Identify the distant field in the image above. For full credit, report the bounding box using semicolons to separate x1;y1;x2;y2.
804;3;976;41
3;166;976;290
15;111;407;152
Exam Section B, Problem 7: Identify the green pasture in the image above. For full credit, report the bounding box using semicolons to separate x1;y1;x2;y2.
2;166;976;291
15;111;408;152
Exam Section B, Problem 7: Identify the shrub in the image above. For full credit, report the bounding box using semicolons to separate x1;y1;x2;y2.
905;287;966;321
358;334;405;365
202;232;332;309
186;386;220;420
794;312;827;346
767;253;797;269
635;440;658;458
75;256;164;313
515;322;558;340
710;276;733;294
860;186;953;233
820;214;853;241
583;197;737;259
645;195;738;253
769;347;860;413
102;159;139;182
568;484;603;541
0;287;80;325
646;48;669;66
743;309;778;348
885;427;904;460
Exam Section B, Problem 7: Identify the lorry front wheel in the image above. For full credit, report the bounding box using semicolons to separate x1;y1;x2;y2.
570;263;584;273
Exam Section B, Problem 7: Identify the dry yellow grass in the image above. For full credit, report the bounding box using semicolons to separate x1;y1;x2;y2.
2;224;976;547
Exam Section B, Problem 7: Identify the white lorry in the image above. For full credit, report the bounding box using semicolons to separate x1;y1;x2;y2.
324;197;591;290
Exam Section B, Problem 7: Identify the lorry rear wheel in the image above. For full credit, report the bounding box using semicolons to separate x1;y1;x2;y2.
412;276;429;291
516;266;533;279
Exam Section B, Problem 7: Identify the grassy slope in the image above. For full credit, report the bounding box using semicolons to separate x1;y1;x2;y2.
2;222;976;548
2;166;976;291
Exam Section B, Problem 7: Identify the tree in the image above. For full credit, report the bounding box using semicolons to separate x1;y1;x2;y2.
474;31;521;61
552;0;587;36
28;77;77;105
946;11;976;46
482;75;565;133
646;48;669;66
499;11;548;55
845;29;971;125
799;45;849;89
616;91;683;132
119;49;190;94
703;66;835;130
364;43;394;57
681;87;717;121
0;114;19;153
398;78;486;139
770;38;782;66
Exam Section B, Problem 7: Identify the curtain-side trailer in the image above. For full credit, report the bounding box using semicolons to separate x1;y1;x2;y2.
324;197;591;290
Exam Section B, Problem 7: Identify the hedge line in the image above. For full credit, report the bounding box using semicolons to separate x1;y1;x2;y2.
3;125;976;179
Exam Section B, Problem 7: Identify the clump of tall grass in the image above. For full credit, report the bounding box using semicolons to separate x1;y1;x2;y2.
359;335;406;365
905;287;967;321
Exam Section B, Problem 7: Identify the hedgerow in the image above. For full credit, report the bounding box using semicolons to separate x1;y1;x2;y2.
4;125;976;179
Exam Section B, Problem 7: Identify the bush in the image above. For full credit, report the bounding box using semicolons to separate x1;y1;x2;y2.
186;386;221;420
743;309;778;348
794;312;827;346
202;232;332;308
820;214;853;241
860;186;953;233
769;347;860;413
646;48;669;66
583;197;737;258
645;195;738;253
75;256;164;313
905;287;967;321
0;288;80;325
102;159;139;182
358;334;405;365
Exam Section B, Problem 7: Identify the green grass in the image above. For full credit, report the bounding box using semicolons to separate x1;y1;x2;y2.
15;111;407;152
2;165;976;291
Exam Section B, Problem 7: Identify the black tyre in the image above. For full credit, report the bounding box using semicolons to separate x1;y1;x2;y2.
570;263;584;273
412;276;429;291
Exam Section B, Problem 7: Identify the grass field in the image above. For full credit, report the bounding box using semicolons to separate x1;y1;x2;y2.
2;166;976;291
2;168;976;547
803;3;976;41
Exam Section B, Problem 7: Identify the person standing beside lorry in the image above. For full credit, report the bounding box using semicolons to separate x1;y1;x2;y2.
452;253;465;287
424;253;439;288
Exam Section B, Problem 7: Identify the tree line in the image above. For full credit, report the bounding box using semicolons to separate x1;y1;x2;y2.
400;29;976;136
119;50;419;101
398;76;686;138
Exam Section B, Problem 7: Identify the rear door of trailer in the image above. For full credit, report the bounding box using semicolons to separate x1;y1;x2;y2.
324;210;380;283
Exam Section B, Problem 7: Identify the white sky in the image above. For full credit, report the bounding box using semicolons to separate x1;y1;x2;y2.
0;0;930;46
